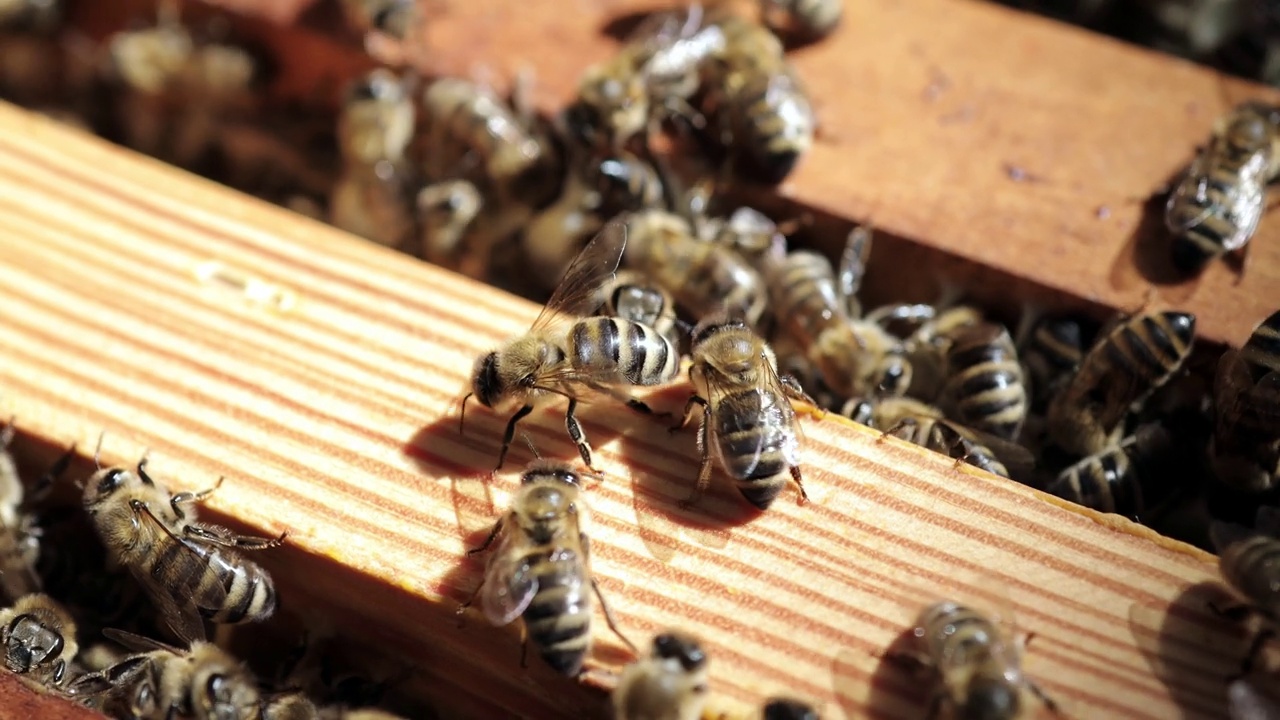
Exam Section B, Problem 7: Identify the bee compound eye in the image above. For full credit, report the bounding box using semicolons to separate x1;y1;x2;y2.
96;469;125;495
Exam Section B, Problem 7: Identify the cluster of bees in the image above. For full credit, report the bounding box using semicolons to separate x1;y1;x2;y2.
4;0;1280;718
0;426;416;718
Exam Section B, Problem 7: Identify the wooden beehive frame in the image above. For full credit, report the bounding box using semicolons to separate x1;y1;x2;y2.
2;0;1280;718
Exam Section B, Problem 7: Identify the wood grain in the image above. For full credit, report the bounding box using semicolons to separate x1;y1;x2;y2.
0;673;105;720
125;0;1279;348
0;101;1259;719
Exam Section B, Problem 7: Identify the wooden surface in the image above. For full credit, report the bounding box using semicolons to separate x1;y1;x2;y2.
0;673;104;720
0;100;1262;720
103;0;1277;348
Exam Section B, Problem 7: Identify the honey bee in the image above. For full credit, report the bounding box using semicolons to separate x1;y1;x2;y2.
759;0;842;43
460;460;635;676
673;311;810;509
893;303;985;401
760;698;819;720
105;12;195;160
591;151;666;216
597;270;684;353
68;629;260;720
698;206;789;270
1018;314;1086;412
698;15;814;182
1047;310;1196;457
330;69;417;249
417;179;482;269
612;630;709;720
1215;534;1280;677
844;396;1034;480
940;322;1028;442
462;221;681;472
1;593;77;689
1165;100;1280;273
0;419;41;603
1044;423;1175;517
82;456;286;644
1211;309;1280;493
766;227;911;399
623;209;769;329
899;600;1058;720
520;170;604;292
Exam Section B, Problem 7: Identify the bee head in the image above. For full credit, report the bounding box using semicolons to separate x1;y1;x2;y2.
4;614;64;675
469;352;504;408
762;698;818;720
962;673;1021;720
84;468;133;507
521;463;582;489
652;631;706;672
193;666;258;720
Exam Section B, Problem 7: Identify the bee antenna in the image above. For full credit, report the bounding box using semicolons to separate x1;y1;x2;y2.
0;415;15;449
521;432;541;460
458;393;474;435
92;431;106;470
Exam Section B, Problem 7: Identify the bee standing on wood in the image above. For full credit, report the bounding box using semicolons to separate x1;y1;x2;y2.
672;311;812;510
1165;100;1280;273
612;630;709;720
1044;423;1175;517
80;452;286;644
460;461;635;676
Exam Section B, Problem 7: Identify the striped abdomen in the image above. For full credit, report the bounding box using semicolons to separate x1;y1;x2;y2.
768;250;842;344
889;418;1010;479
1024;316;1084;409
1219;535;1280;621
679;242;768;328
1046;425;1172;516
157;536;277;625
944;323;1027;441
424;79;541;182
568;317;679;387
522;547;591;675
712;387;799;508
916;601;1003;672
729;65;814;183
1101;311;1196;412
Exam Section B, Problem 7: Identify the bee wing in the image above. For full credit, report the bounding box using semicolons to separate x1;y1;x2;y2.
953;424;1037;480
708;355;803;478
529;220;627;335
101;627;183;655
1214;350;1255;441
479;534;538;626
129;504;223;644
1163;153;1216;233
836;226;872;316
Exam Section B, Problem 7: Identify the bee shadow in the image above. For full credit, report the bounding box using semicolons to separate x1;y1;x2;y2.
1106;172;1205;298
834;628;925;720
1128;581;1251;720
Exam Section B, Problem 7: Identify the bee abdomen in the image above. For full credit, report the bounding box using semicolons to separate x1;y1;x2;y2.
1047;448;1132;515
946;334;1027;440
210;561;277;625
1242;310;1280;375
1106;312;1195;392
523;555;591;675
571;317;678;386
716;390;795;509
736;71;813;182
1219;535;1280;610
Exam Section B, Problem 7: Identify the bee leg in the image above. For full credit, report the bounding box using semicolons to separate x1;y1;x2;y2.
779;374;822;414
455;579;484;627
495;404;534;472
879;418;918;445
669;394;708;434
679;412;714;510
591;577;638;655
466;519;505;557
183;524;288;549
169;476;225;520
564;399;597;471
584;381;673;422
1026;679;1062;715
790;465;809;504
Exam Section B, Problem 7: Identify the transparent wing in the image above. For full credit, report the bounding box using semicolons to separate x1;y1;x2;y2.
101;627;183;655
479;534;538;626
953;423;1037;480
529;220;627;334
837;226;872;316
1215;350;1254;441
1164;152;1217;233
130;504;220;644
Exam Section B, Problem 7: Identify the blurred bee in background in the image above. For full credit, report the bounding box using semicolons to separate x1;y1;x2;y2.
330;68;418;250
844;396;1033;480
766;227;912;400
1213;532;1280;678
68;629;261;720
596;270;685;354
102;4;196;161
697;13;814;182
674;311;811;509
612;630;709;720
623;209;769;329
461;461;636;676
1211;308;1280;493
340;0;417;42
1017;313;1089;413
1165;100;1280;274
759;0;843;44
1044;423;1178;517
698;206;790;270
1047;310;1196;457
417;178;483;271
82;455;286;644
894;600;1058;720
0;418;43;603
0;592;77;689
0;0;60;31
462;222;681;472
939;322;1028;442
759;698;820;720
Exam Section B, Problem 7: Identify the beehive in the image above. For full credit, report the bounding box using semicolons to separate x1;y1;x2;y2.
2;1;1280;718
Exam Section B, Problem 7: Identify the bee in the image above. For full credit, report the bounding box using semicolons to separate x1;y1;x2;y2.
597;270;684;353
0;419;41;603
67;629;260;720
760;698;819;720
417;179;483;270
623;209;769;329
759;0;843;43
82;455;286;644
330;69;417;250
1211;309;1280;493
698;15;814;182
340;0;417;40
0;593;77;689
940;322;1028;441
844;396;1034;480
900;600;1058;720
460;461;635;676
673;311;810;510
1047;310;1196;457
590;151;666;216
612;630;709;720
1215;534;1280;677
766;227;911;399
1018;314;1086;412
891;303;985;402
462;221;681;472
1165;100;1280;273
104;13;196;160
698;206;789;270
1044;423;1175;517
